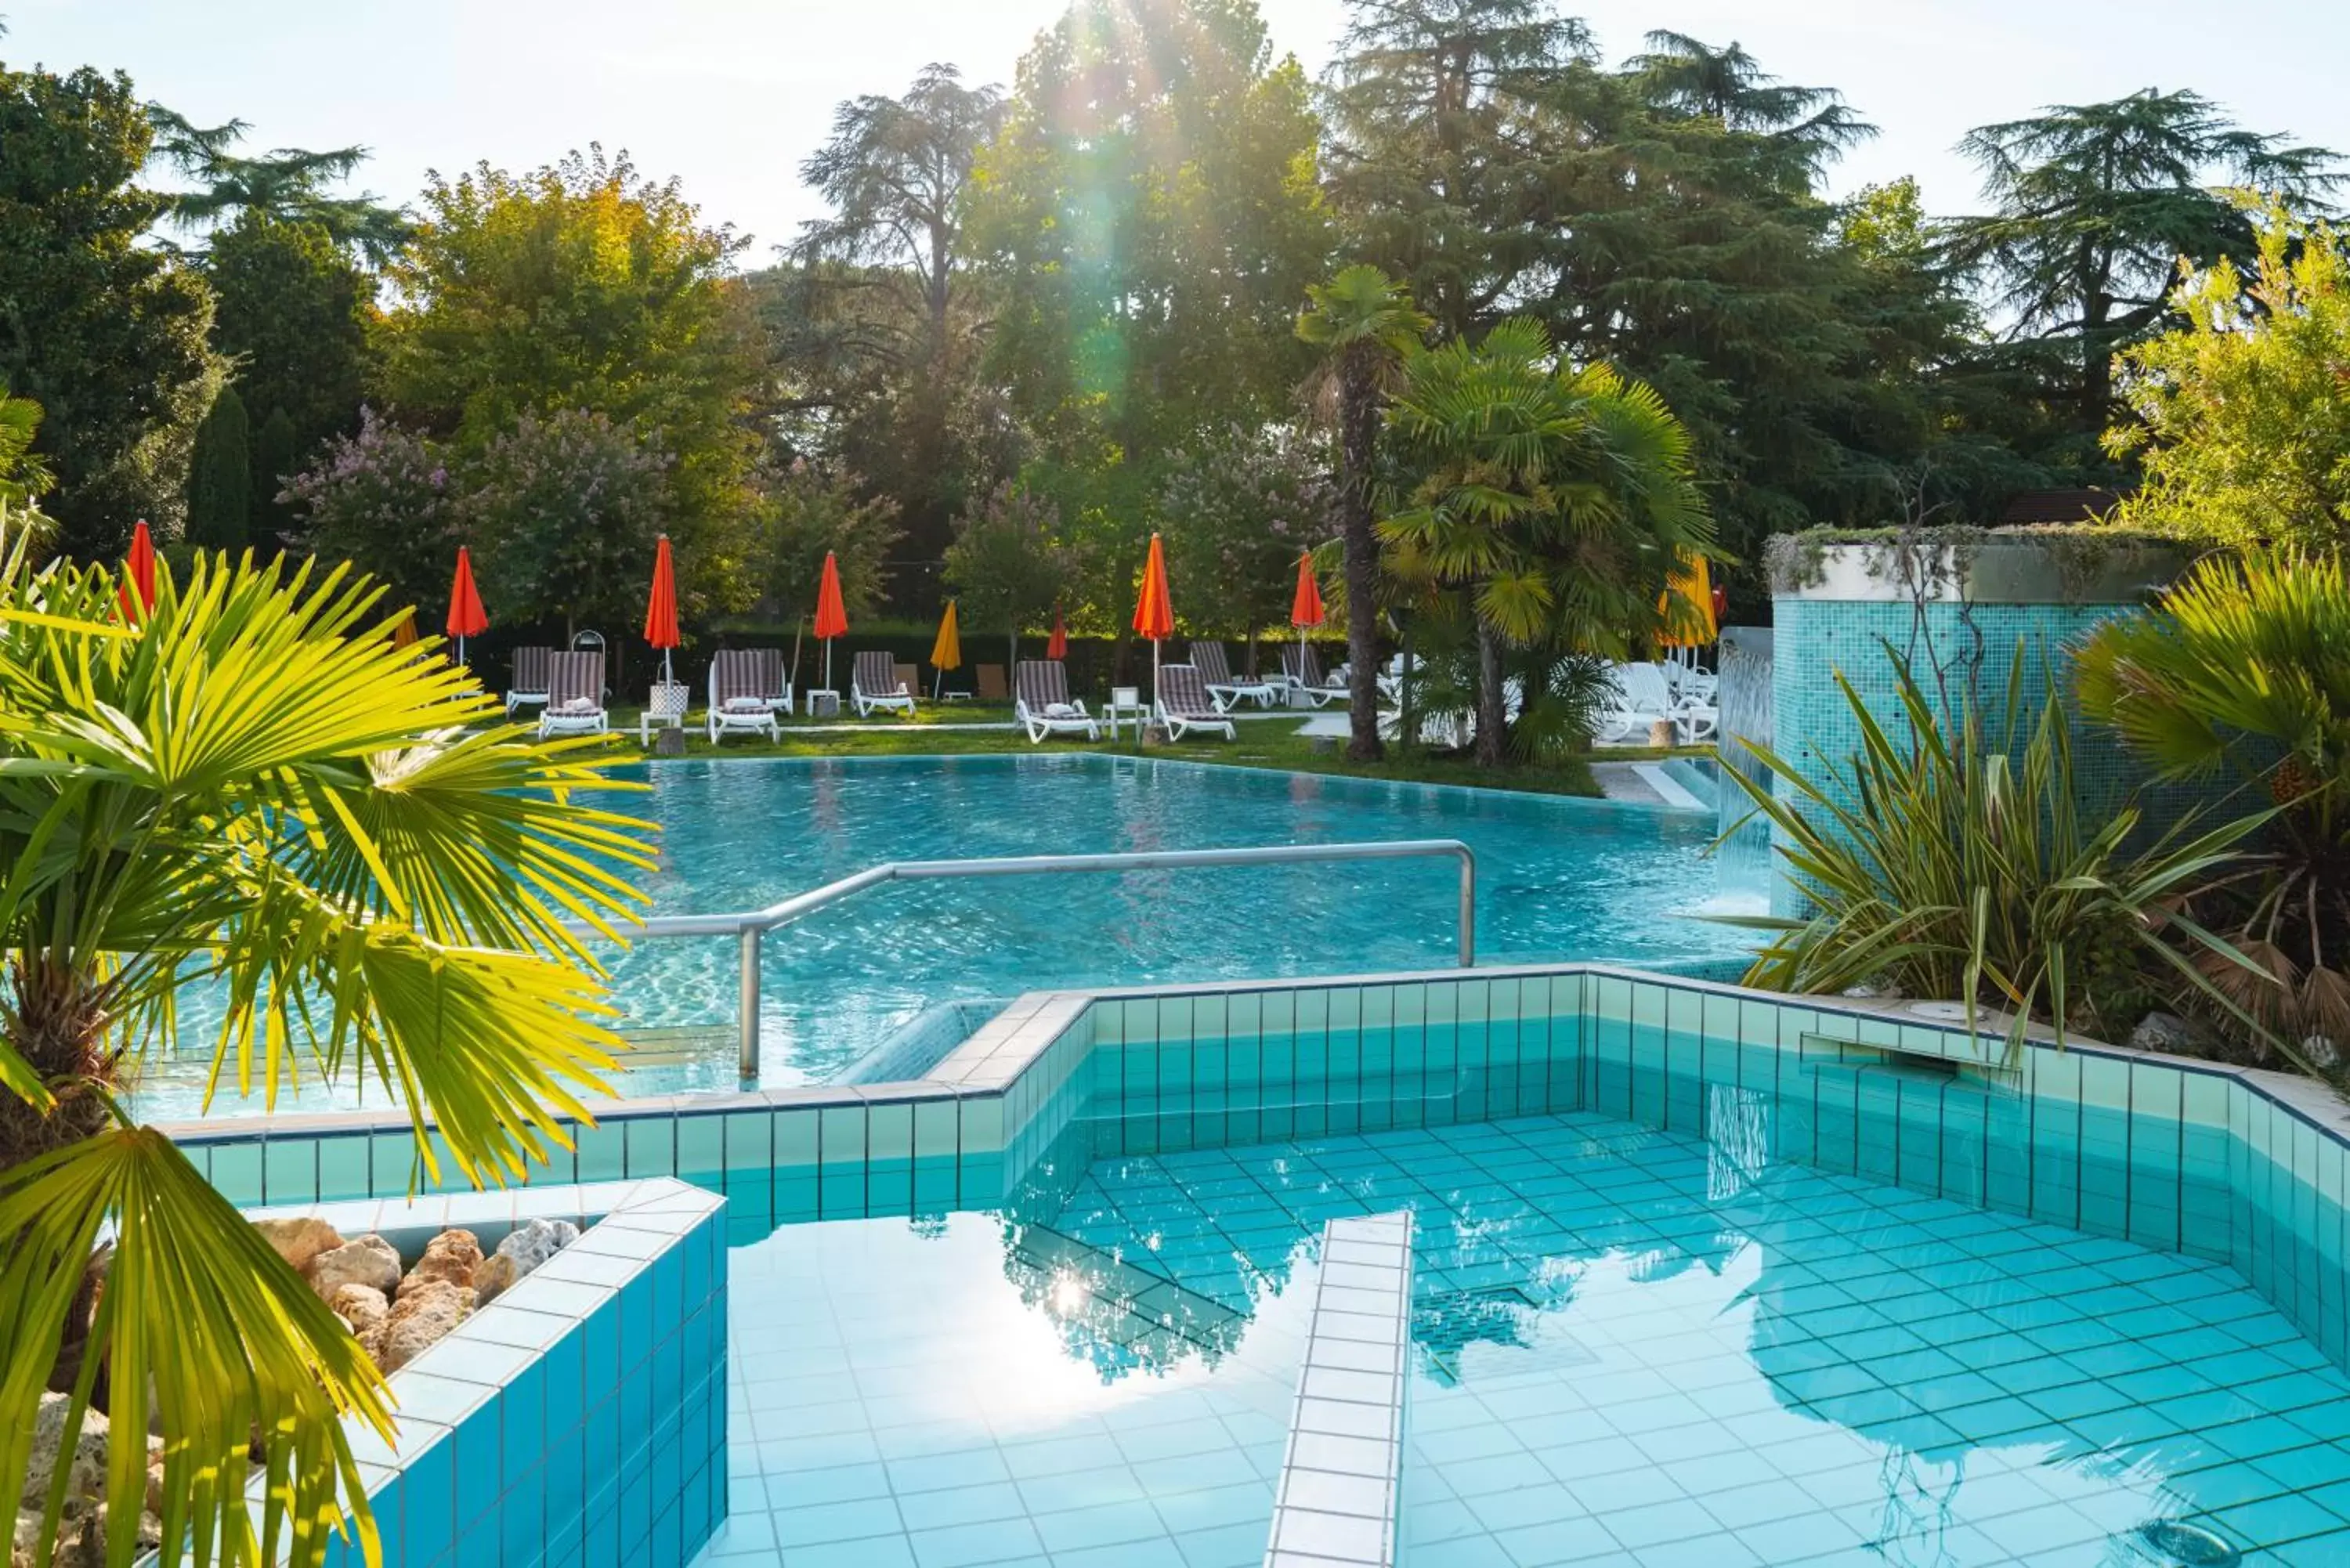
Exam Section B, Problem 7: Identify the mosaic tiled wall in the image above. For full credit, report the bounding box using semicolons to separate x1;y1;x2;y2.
172;966;2350;1378
262;1180;730;1568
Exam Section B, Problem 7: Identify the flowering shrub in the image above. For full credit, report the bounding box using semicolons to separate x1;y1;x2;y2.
281;406;457;613
464;410;668;633
1154;425;1331;648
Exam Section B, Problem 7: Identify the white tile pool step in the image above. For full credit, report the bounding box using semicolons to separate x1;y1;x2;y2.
1264;1210;1415;1568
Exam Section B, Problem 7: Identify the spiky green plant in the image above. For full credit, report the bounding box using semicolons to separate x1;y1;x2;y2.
1716;648;2267;1053
2079;550;2350;1049
0;529;654;1567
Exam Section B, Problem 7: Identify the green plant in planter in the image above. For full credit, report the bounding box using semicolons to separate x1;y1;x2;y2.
1716;649;2267;1053
2079;550;2350;1060
0;537;654;1566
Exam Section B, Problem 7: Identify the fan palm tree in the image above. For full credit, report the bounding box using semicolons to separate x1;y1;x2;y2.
0;534;654;1566
1381;317;1713;764
2078;549;2350;1054
1297;266;1430;761
0;385;56;511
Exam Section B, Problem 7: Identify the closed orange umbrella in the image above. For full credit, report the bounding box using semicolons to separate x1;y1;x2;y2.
446;545;488;665
1290;550;1326;703
1133;533;1174;719
1047;604;1068;661
119;519;158;620
813;550;849;692
645;534;681;685
390;609;418;649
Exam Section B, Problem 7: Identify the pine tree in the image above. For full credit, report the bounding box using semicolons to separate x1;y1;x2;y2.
248;403;299;546
185;385;250;551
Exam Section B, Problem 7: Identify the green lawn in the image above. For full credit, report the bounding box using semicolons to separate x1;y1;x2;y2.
588;702;1685;799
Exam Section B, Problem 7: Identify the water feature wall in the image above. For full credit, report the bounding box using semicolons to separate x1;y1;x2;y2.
1712;627;1774;910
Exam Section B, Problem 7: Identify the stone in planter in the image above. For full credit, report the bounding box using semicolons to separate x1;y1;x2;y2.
472;1217;579;1306
370;1279;475;1373
304;1234;400;1302
253;1216;343;1274
398;1229;483;1298
327;1283;390;1342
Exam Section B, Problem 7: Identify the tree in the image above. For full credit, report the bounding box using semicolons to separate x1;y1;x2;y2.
281;407;458;616
1298;265;1428;760
184;381;250;550
207;211;373;459
1155;426;1331;668
0;56;219;555
0;547;651;1568
942;482;1075;673
145;107;413;264
1949;89;2341;446
968;0;1329;500
374;147;766;616
2107;206;2350;547
748;460;902;628
464;410;670;638
250;403;302;544
1382;319;1713;764
780;65;1009;576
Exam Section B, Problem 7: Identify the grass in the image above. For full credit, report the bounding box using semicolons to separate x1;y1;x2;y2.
590;701;1672;798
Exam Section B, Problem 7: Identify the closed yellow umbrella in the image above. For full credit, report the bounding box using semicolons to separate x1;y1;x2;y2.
929;598;963;699
1658;552;1717;647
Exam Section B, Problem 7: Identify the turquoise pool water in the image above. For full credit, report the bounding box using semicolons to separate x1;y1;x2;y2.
132;756;1743;1118
704;1110;2350;1568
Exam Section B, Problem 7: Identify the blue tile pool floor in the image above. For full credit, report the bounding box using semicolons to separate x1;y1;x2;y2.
702;1110;2350;1566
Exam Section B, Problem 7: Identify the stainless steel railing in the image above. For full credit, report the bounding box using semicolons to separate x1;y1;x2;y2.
609;840;1477;1077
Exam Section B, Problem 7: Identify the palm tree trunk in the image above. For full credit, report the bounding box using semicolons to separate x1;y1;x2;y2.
1474;623;1506;768
0;962;115;1170
1339;353;1384;762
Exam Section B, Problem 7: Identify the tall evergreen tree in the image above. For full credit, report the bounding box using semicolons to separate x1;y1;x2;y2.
248;403;300;544
1948;90;2340;452
207;211;371;459
184;383;250;549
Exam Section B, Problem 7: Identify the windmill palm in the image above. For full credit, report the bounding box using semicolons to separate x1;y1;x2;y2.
1382;317;1712;764
1298;265;1430;760
0;538;654;1566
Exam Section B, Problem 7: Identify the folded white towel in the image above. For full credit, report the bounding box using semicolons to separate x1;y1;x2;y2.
559;696;596;714
722;697;768;714
1046;702;1078;718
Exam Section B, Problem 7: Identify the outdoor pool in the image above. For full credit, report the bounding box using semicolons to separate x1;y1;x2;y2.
133;755;1746;1118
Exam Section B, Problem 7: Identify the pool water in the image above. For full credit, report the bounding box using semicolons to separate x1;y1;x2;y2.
702;1110;2350;1568
132;757;1743;1118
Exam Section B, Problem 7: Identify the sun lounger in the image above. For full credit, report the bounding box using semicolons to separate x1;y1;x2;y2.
751;646;794;715
537;650;608;739
851;650;916;718
1190;641;1280;712
707;649;782;744
1279;644;1350;707
1155;664;1235;741
505;645;552;714
1014;660;1100;743
1600;661;1716;744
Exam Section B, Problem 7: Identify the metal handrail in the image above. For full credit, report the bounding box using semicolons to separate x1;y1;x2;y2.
615;840;1477;1077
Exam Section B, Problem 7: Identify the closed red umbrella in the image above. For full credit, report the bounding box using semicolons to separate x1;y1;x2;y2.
1047;604;1068;661
813;551;849;692
1289;551;1325;688
446;546;488;665
119;519;157;620
645;534;681;685
1133;533;1174;719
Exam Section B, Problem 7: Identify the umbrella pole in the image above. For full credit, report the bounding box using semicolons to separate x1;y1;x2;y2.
823;641;832;695
1152;639;1161;739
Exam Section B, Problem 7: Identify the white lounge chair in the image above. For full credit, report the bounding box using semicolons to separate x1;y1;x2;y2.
851;650;916;718
505;645;552;715
707;649;781;744
1190;641;1280;712
1155;664;1235;741
752;646;794;716
1014;660;1100;743
1279;644;1350;707
1600;662;1715;745
537;650;608;739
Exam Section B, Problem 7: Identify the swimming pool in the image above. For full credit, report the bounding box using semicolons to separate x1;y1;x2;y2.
132;755;1746;1118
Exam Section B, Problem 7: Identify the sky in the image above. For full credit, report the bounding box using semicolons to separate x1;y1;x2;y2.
9;0;2350;262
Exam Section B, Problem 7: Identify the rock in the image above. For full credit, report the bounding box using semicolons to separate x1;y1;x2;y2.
252;1216;343;1274
474;1217;579;1307
24;1393;109;1512
327;1283;390;1341
371;1280;474;1372
398;1230;483;1299
304;1235;400;1302
2305;1035;2341;1071
1838;980;1904;1001
2130;1011;2205;1055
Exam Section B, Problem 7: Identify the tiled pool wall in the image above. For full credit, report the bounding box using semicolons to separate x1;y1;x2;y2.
170;966;2350;1378
244;1180;728;1568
